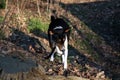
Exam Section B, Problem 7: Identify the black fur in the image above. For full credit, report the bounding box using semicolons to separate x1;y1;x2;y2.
48;16;70;49
47;16;70;77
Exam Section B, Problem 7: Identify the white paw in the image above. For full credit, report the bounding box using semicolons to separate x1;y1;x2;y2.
50;57;54;61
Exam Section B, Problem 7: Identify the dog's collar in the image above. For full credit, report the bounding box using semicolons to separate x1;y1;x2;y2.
54;26;63;30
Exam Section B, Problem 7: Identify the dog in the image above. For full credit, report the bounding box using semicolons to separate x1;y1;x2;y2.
46;15;70;77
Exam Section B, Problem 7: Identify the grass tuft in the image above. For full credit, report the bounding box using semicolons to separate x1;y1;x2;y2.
28;18;49;33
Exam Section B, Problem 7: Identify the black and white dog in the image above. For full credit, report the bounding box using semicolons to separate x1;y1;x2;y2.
47;16;70;76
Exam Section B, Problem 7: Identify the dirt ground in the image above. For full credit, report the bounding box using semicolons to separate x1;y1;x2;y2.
0;0;120;80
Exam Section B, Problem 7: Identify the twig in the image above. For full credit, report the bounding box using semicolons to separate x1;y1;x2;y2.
5;0;8;11
37;0;41;17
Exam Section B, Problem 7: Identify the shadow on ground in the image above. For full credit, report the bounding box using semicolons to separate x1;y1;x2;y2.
60;0;120;52
8;28;46;54
29;22;111;79
5;1;120;77
1;20;116;79
59;0;120;79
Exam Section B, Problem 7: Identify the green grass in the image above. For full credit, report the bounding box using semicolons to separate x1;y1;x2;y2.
0;16;3;23
28;18;49;33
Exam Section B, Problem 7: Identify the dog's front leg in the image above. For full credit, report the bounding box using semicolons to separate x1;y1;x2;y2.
50;47;56;62
63;35;68;77
62;54;65;63
50;52;55;62
63;49;68;77
64;49;68;69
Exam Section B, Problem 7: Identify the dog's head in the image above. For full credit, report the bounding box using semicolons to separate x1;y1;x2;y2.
48;16;70;50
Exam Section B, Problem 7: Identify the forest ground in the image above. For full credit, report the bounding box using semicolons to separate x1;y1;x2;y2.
0;0;120;80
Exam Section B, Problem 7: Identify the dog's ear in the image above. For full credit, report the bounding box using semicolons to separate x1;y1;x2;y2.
49;31;54;35
65;28;70;32
51;16;56;22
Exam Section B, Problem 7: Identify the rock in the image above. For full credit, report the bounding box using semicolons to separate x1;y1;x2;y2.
0;55;49;80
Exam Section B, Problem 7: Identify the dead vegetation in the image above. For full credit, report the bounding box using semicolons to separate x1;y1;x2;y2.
0;0;120;80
